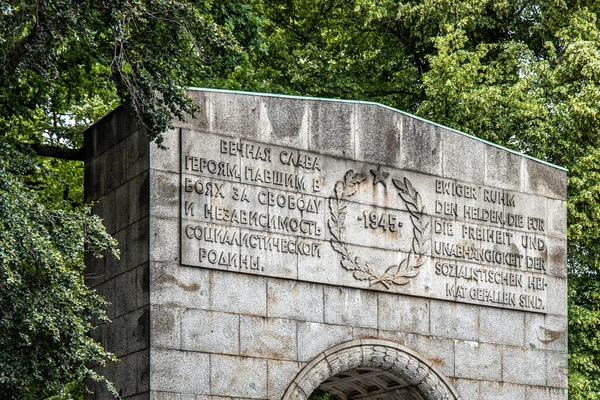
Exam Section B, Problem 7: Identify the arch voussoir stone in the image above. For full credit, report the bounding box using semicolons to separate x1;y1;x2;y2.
283;339;461;400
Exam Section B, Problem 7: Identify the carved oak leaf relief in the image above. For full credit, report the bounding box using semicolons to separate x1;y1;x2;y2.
328;168;430;289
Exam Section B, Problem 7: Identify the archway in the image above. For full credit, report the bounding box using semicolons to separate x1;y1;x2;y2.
283;339;461;400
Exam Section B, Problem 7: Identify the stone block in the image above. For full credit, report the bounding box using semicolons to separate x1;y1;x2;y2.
210;91;261;139
115;106;140;142
151;348;210;394
405;334;455;377
115;182;129;232
297;322;352;362
125;128;150;181
127;306;150;354
454;341;501;381
267;279;323;322
479;381;525;399
105;140;128;193
547;351;568;388
502;346;546;386
114;268;137;317
211;355;268;398
150;393;181;400
547;199;567;239
150;171;179;219
105;229;127;280
546;276;567;316
240;316;297;360
128;171;150;225
261;96;309;149
150;263;210;309
484;146;522;191
546;237;567;278
210;270;267;316
151;305;181;349
137;349;150;393
524;158;567;200
176;90;210;132
150;128;180;173
113;352;137;398
377;293;429;335
352;327;378;340
453;378;479;399
525;387;567;400
430;300;479;341
127;217;149;269
136;263;150;308
355;104;401;167
324;286;377;329
479;308;524;346
85;155;106;202
441;130;486;184
309;101;355;158
95;111;118;157
525;313;567;351
181;309;239;355
180;395;210;400
105;314;127;357
93;190;116;235
267;360;302;400
400;116;442;175
150;216;179;263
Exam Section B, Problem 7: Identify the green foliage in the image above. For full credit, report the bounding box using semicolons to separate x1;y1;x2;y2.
0;0;249;398
0;142;118;398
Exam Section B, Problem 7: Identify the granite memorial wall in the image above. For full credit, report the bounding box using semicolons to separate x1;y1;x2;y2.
84;88;568;400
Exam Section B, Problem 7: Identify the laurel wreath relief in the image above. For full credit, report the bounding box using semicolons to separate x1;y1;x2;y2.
328;170;430;289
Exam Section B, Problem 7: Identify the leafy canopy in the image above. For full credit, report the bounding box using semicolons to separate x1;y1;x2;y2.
0;0;252;397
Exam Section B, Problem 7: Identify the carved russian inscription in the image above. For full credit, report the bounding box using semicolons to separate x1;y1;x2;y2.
180;131;550;313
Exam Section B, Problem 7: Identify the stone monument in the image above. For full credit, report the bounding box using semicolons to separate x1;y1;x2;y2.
84;88;568;399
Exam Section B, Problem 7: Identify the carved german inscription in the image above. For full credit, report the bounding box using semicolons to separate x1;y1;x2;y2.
180;131;550;313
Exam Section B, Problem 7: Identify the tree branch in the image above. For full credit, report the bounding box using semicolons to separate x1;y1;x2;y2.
29;144;84;161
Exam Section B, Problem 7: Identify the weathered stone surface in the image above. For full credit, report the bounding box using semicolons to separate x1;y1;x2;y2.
502;346;546;386
454;341;501;381
479;381;525;399
150;305;180;349
209;271;267;316
211;355;267;398
150;263;210;308
479;308;524;346
261;97;309;150
400;117;442;175
441;130;486;184
355;104;401;167
151;349;210;394
378;293;430;335
240;316;297;360
324;286;378;329
268;360;302;400
181;309;239;355
85;88;568;400
297;322;352;362
210;91;261;139
309;101;355;158
430;301;479;341
267;280;323;323
547;350;568;388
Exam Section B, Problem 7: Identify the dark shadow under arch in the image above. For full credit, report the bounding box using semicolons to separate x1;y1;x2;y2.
283;339;461;400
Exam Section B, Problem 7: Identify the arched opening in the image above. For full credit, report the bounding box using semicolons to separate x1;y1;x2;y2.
283;339;461;400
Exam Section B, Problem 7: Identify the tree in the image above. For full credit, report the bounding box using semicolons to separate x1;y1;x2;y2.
0;0;256;397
